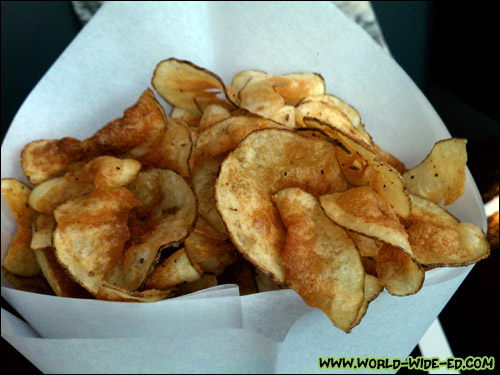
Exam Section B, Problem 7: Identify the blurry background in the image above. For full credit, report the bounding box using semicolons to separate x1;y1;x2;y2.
2;1;498;373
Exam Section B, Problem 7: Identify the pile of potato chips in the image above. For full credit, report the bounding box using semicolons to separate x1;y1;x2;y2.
1;58;490;332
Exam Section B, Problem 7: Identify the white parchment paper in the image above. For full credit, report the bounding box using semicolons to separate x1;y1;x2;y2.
1;2;487;373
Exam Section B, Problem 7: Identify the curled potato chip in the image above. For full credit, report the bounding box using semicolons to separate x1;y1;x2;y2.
193;216;227;242
53;188;140;294
1;179;40;277
320;186;414;260
96;282;177;302
144;248;203;290
407;195;490;267
304;117;411;219
215;129;348;283
152;58;234;115
270;105;296;128
269;73;326;106
66;156;141;191
295;99;355;136
29;177;94;215
105;169;197;291
21;138;92;185
138;118;193;177
273;187;365;333
375;244;424;296
238;74;285;118
90;89;166;159
403;138;467;205
192;154;228;237
198;104;232;131
34;247;92;298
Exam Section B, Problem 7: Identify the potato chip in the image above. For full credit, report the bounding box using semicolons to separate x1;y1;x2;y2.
53;188;140;294
143;248;203;290
105;169;197;291
215;128;348;283
138;118;193;177
34;246;92;298
238;74;285;118
403;138;467;205
231;70;268;93
269;105;296;128
191;154;228;237
30;214;55;250
152;58;234;115
375;244;424;296
29;177;94;215
295;99;356;136
96;282;177;302
194;115;286;160
349;231;382;257
319;186;414;260
66;156;141;191
192;216;228;242
90;89;166;159
407;194;490;266
184;230;236;274
170;107;201;129
350;273;384;328
273;187;365;332
1;179;40;276
198;104;232;131
20;138;92;185
304;117;411;219
269;73;326;106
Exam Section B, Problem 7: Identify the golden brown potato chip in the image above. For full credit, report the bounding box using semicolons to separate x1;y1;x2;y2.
304;117;411;219
254;268;287;292
269;73;326;106
90;89;166;159
21;138;92;185
238;74;285;118
350;273;384;328
375;244;424;296
105;169;197;291
1;179;40;276
152;58;234;115
295;99;355;136
31;214;55;250
191;154;228;237
198;104;232;131
138;118;193;177
3;271;54;295
215;129;348;283
144;248;203;290
34;247;92;298
231;70;268;93
273;187;365;333
96;282;177;302
53;188;140;295
403;138;467;205
320;187;414;260
406;194;490;267
29;177;94;215
66;156;141;191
